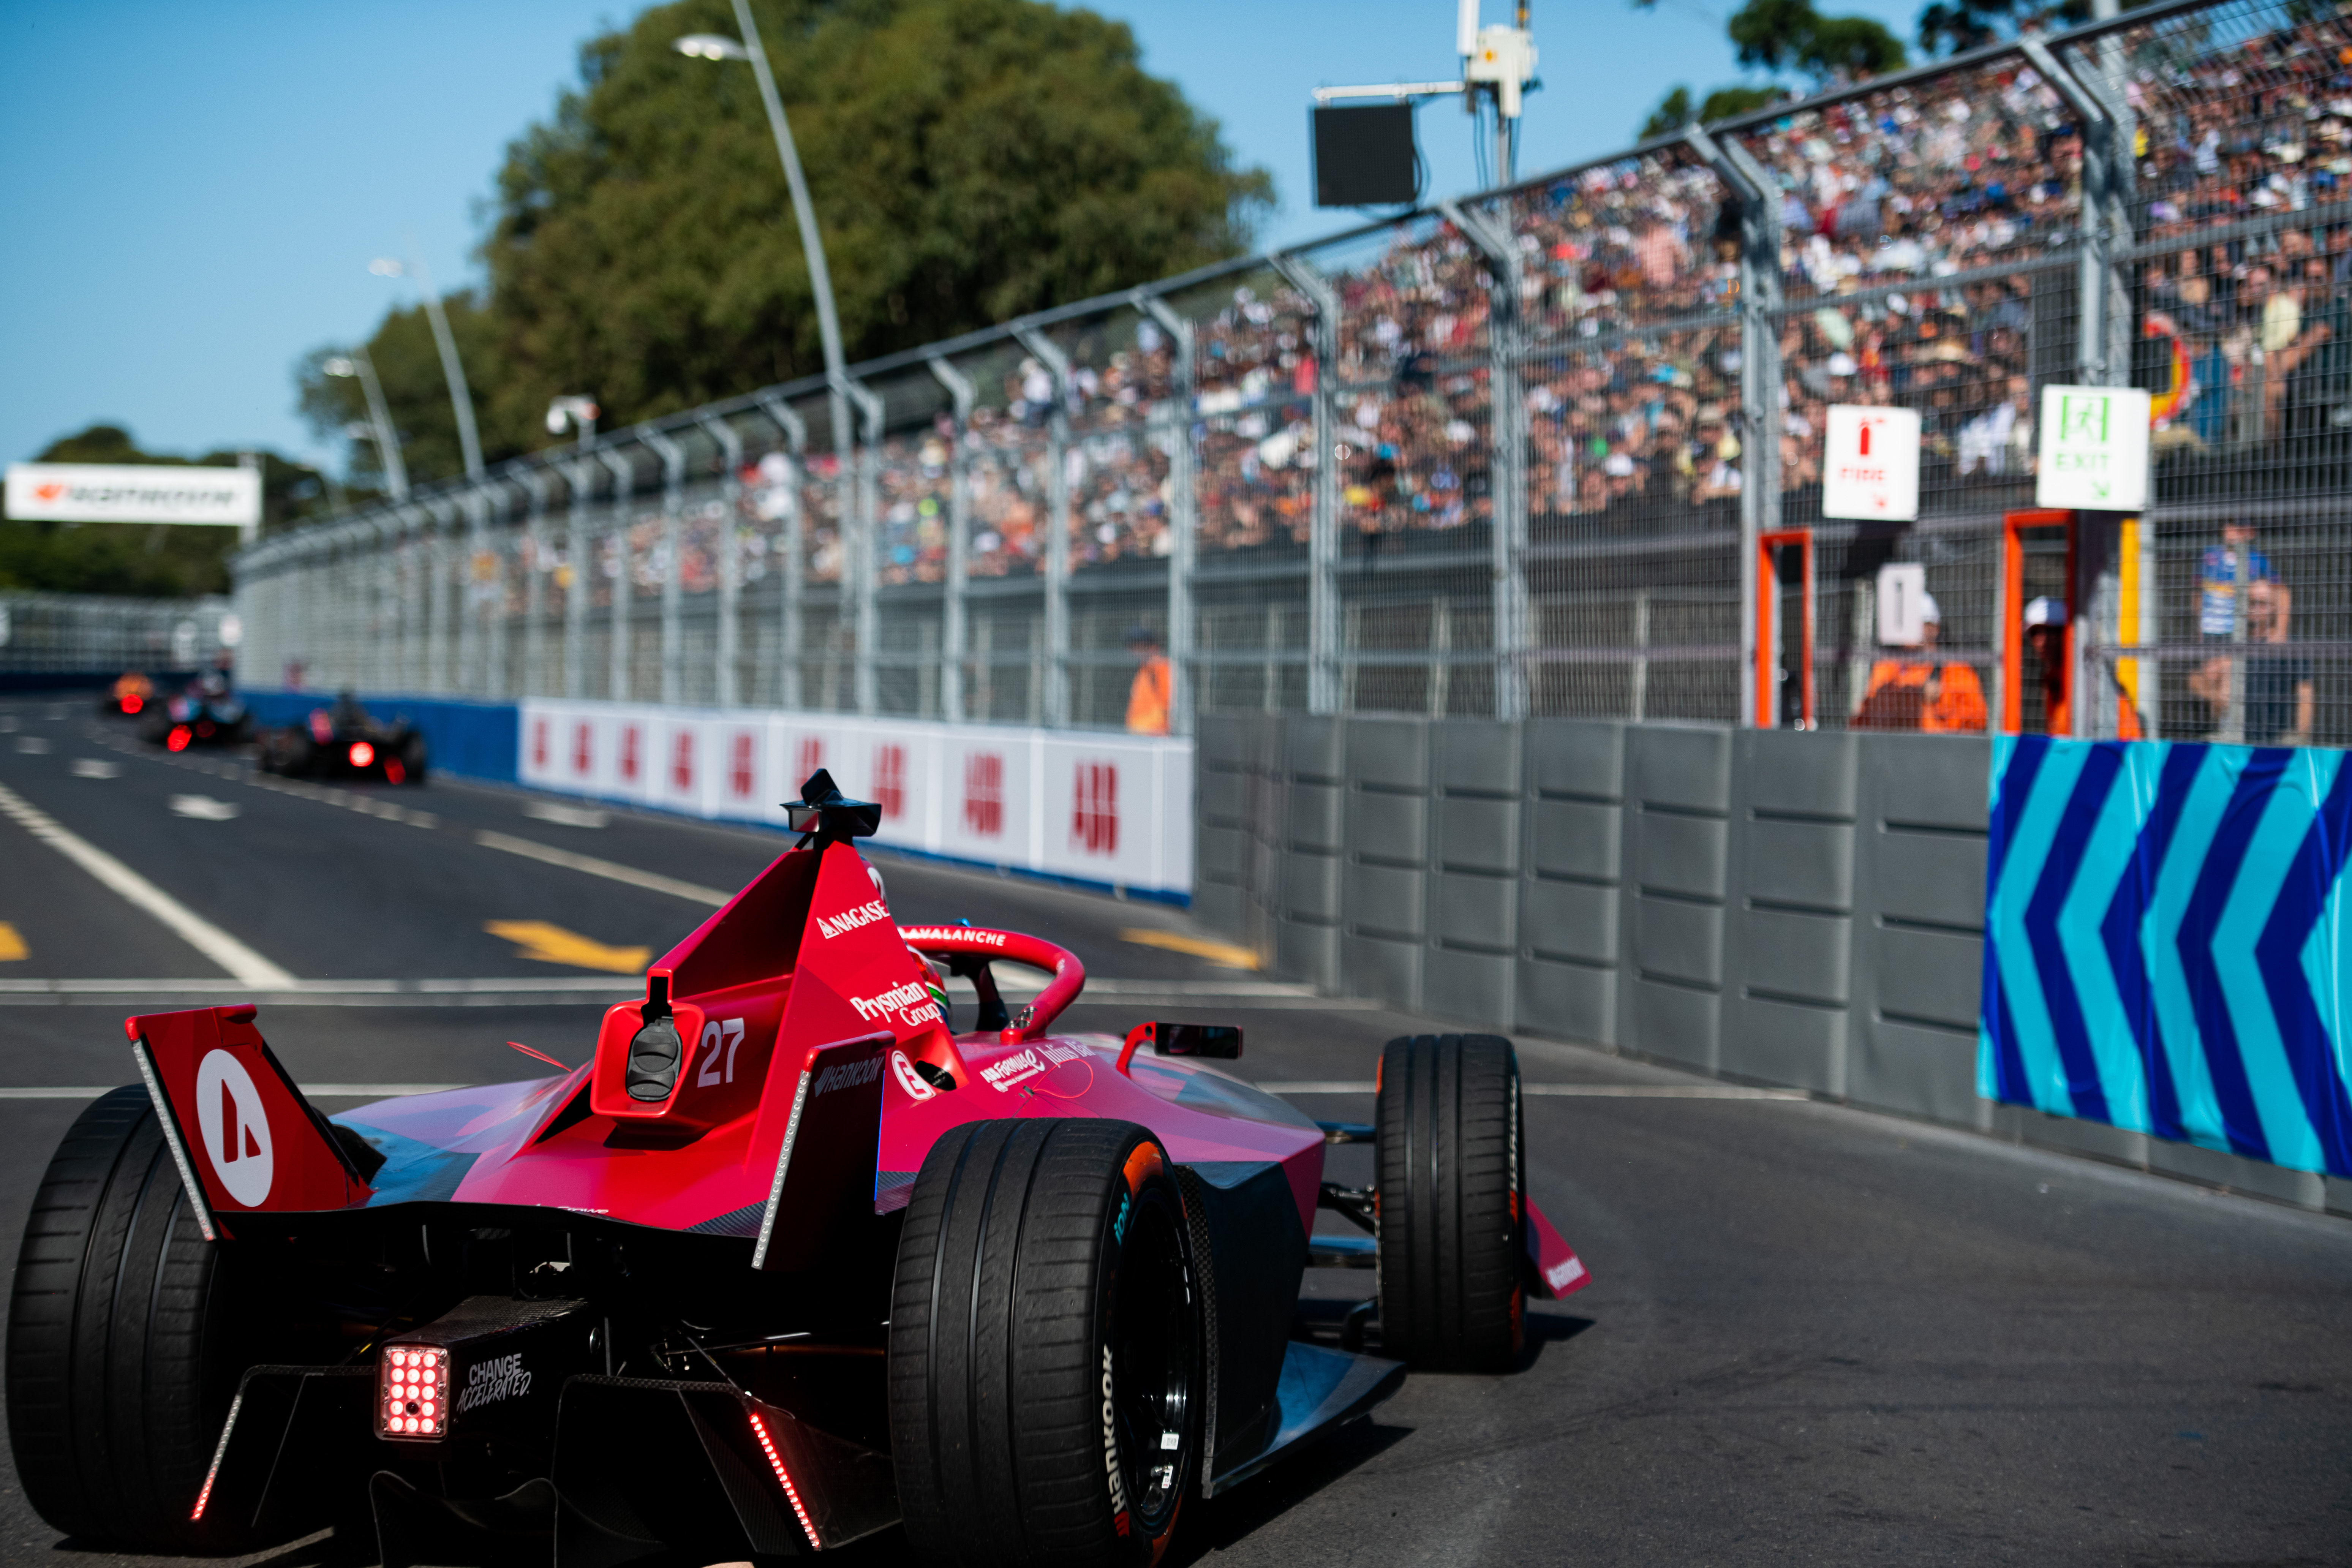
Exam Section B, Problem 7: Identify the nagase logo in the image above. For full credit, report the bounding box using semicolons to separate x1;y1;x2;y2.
811;1055;885;1096
815;898;890;940
456;1353;532;1415
981;1048;1043;1092
1102;1346;1129;1530
193;1049;272;1207
848;980;942;1031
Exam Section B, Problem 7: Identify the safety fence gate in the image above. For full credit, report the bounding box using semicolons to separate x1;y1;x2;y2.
236;0;2352;754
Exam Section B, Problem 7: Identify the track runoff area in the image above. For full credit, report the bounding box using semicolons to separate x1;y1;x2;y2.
0;694;2344;1565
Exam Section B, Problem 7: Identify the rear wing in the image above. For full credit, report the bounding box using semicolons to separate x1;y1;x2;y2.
126;1005;375;1239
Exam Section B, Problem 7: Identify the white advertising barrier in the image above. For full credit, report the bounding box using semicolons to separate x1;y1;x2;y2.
5;462;261;526
519;699;1193;899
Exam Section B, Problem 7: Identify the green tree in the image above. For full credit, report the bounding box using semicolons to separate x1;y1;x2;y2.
1638;83;1787;141
0;425;329;597
303;0;1272;481
1916;0;2092;57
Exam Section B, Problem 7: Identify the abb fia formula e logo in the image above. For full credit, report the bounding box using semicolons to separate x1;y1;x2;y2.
728;732;757;800
670;730;695;792
531;719;549;770
571;722;593;777
873;743;905;819
964;752;1003;837
194;1049;273;1206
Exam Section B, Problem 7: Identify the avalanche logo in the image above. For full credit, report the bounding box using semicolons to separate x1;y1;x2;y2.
815;898;890;940
193;1050;273;1207
899;925;1003;948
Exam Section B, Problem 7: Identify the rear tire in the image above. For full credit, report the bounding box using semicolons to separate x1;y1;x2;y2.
1374;1033;1525;1372
889;1118;1198;1567
5;1086;268;1551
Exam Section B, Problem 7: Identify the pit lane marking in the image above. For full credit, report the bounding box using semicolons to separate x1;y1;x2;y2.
0;782;296;988
1260;1081;1808;1099
0;1084;465;1100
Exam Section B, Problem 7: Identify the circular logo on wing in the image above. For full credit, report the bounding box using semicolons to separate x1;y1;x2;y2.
890;1049;936;1102
194;1049;273;1207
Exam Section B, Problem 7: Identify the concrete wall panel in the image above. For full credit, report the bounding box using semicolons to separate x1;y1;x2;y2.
1435;720;1521;797
1518;958;1615;1046
1630;725;1732;813
1432;873;1516;952
1283;853;1343;924
1738;908;1851;1007
1348;791;1426;863
1343;933;1421;1010
1630;898;1722;988
1529;800;1620;881
1287;782;1343;854
1527;720;1625;800
1346;718;1427;792
1346;864;1426;941
1873;830;1987;930
1522;879;1617;966
1424;947;1515;1030
1723;998;1845;1094
1742;819;1855;910
1438;798;1520;874
1628;981;1717;1070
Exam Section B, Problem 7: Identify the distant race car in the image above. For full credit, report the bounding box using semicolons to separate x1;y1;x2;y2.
6;771;1588;1565
259;696;427;784
96;670;154;716
138;672;252;750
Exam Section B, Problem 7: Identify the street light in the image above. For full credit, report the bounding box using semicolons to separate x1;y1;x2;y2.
323;351;409;501
369;251;485;480
546;396;600;449
672;0;850;435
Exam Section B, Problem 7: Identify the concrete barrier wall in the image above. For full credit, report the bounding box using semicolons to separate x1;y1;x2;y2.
1198;715;2351;1214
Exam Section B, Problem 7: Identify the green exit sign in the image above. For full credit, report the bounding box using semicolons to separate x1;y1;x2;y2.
2036;385;2151;510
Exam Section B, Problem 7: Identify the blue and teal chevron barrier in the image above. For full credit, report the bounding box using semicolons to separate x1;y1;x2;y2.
1982;736;2352;1178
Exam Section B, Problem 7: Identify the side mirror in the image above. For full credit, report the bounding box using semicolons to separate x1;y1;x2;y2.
1117;1020;1244;1074
1154;1022;1242;1059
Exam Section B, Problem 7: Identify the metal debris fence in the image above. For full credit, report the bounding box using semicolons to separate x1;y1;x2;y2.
236;0;2352;747
0;594;237;679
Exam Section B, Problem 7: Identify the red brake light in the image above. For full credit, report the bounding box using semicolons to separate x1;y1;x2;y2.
167;727;191;752
122;694;142;714
349;741;375;768
384;757;405;785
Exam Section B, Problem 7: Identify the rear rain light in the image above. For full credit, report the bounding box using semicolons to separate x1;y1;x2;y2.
167;727;191;752
748;1409;818;1547
122;695;142;714
348;740;375;768
378;1344;449;1439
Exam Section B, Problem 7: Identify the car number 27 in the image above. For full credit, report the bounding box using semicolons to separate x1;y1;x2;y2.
695;1017;747;1087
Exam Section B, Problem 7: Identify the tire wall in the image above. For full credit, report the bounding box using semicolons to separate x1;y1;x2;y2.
1195;716;2352;1217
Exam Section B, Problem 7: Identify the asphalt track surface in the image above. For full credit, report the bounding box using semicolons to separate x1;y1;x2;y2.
0;695;2346;1566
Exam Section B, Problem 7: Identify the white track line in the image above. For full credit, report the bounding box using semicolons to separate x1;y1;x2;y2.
0;782;296;988
474;830;732;906
1261;1081;1808;1099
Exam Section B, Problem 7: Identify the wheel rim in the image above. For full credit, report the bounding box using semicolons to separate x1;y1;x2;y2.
1112;1194;1193;1538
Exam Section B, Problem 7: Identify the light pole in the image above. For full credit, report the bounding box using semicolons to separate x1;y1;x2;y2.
547;396;599;450
673;5;848;407
370;251;485;479
324;352;409;501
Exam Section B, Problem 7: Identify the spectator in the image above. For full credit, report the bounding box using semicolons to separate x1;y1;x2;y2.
1125;625;1171;735
2198;520;2273;638
1854;593;1987;731
2023;596;2144;740
2243;578;2314;745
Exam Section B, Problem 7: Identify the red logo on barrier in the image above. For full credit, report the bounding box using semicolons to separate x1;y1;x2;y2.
874;744;905;820
1073;762;1118;856
531;718;548;770
796;737;823;786
572;723;593;776
964;752;1003;837
729;733;756;798
672;730;695;792
620;726;641;783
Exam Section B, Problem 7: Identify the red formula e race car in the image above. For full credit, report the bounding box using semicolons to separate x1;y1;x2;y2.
5;773;1586;1566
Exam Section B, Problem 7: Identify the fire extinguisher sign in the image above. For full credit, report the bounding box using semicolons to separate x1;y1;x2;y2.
1822;405;1921;522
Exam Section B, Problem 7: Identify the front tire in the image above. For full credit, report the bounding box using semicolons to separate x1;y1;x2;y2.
5;1087;266;1551
889;1118;1198;1567
1375;1033;1525;1372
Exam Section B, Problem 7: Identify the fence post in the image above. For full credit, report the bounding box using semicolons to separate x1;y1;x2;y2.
484;481;517;698
561;454;595;699
837;379;884;716
2023;38;2111;387
1440;199;1530;720
639;425;688;707
926;357;977;724
754;393;809;710
698;413;746;707
1269;254;1342;717
519;468;551;699
1013;325;1073;727
599;446;638;703
379;511;404;694
1693;128;1782;729
1132;290;1197;736
426;497;458;694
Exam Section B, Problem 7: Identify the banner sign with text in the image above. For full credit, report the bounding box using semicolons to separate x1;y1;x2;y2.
5;462;261;526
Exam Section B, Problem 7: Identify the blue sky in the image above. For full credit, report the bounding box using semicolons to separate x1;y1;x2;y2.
0;0;1921;473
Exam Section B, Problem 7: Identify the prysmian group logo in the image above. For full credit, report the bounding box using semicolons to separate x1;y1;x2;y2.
848;979;942;1030
815;898;890;940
